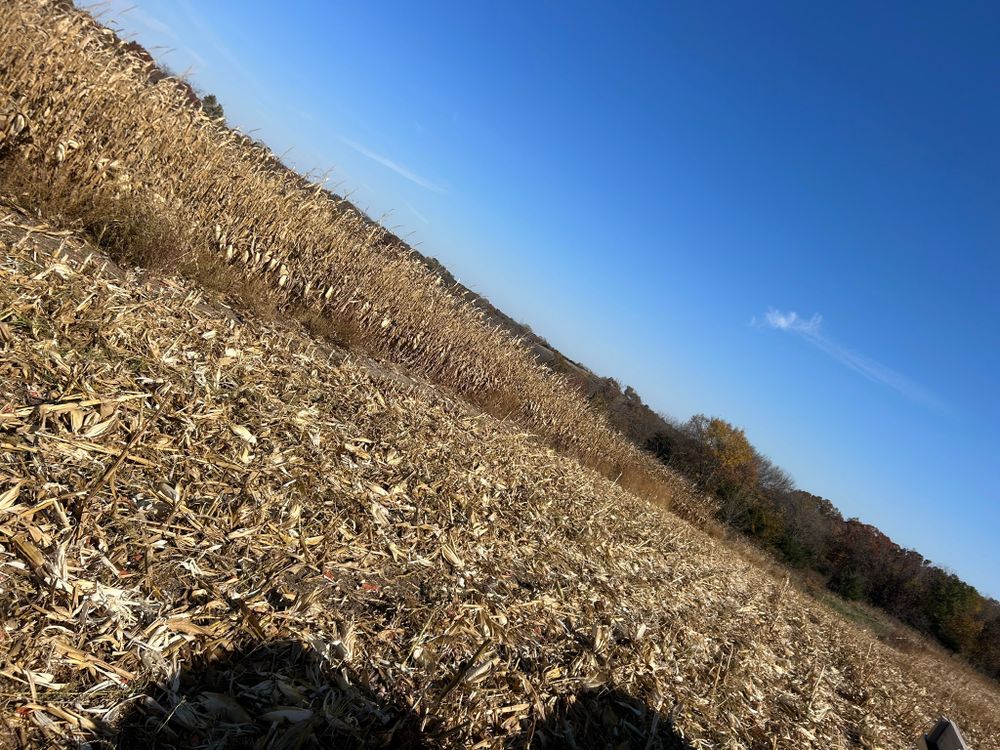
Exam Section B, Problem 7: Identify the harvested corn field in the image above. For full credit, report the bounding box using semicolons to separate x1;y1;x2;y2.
1;211;999;748
0;0;693;517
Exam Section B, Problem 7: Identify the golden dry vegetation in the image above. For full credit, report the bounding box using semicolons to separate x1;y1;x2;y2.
0;0;709;526
1;209;999;749
1;1;1000;748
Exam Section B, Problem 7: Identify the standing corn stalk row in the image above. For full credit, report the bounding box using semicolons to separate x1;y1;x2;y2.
0;0;711;521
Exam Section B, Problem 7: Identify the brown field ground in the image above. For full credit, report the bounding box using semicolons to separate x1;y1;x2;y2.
0;1;998;747
0;0;708;527
1;211;998;749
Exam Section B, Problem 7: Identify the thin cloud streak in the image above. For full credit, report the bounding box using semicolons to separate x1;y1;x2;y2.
128;8;177;40
404;201;431;226
337;135;446;194
175;0;271;101
756;308;949;413
90;3;208;71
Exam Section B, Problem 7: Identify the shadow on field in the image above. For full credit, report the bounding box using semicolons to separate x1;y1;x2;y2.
104;639;429;749
508;688;691;750
96;638;689;750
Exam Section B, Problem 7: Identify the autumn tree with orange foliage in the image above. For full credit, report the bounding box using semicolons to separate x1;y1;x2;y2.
686;416;757;521
644;415;1000;680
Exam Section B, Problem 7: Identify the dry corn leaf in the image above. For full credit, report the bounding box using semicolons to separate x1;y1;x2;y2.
231;424;257;444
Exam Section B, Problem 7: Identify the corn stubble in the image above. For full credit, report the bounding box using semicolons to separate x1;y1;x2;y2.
1;210;998;749
0;0;710;528
1;1;999;748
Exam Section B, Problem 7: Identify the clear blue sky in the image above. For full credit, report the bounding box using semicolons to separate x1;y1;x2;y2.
88;1;999;598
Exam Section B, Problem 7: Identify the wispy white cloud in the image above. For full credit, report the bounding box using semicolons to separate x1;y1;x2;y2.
181;47;208;69
175;0;270;101
337;135;446;193
404;200;431;225
761;309;823;336
755;308;948;412
87;3;207;71
129;8;177;40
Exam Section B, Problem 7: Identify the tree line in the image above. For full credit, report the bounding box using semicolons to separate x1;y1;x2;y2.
645;415;1000;678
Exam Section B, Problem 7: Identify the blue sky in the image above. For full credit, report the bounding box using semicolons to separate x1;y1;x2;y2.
88;1;999;598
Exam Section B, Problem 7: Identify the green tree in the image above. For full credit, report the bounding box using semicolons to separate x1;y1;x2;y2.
927;572;983;654
685;415;759;526
201;94;225;121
